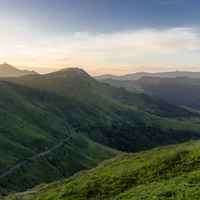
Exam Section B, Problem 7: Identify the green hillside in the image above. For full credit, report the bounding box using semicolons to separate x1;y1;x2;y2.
0;132;117;194
3;140;200;200
6;68;200;152
10;68;197;118
0;81;118;193
1;68;200;194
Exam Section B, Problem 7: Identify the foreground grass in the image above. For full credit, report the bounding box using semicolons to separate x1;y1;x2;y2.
3;140;200;200
113;170;200;200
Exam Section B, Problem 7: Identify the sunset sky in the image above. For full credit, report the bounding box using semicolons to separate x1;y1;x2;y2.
1;0;200;75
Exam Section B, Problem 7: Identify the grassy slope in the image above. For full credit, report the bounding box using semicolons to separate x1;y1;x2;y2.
0;81;118;193
1;69;200;193
10;69;200;143
8;68;200;145
4;140;200;200
0;133;117;194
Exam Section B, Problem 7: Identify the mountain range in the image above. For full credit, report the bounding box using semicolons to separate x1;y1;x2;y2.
0;63;37;77
96;70;200;80
101;76;200;111
1;64;200;199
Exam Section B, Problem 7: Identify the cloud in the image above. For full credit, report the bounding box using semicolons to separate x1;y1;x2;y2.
1;27;200;74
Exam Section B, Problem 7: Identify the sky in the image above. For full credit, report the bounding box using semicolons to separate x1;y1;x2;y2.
1;0;200;75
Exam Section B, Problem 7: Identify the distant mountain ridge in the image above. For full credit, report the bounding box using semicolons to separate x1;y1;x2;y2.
101;76;200;111
0;63;37;77
96;70;200;80
138;76;200;110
